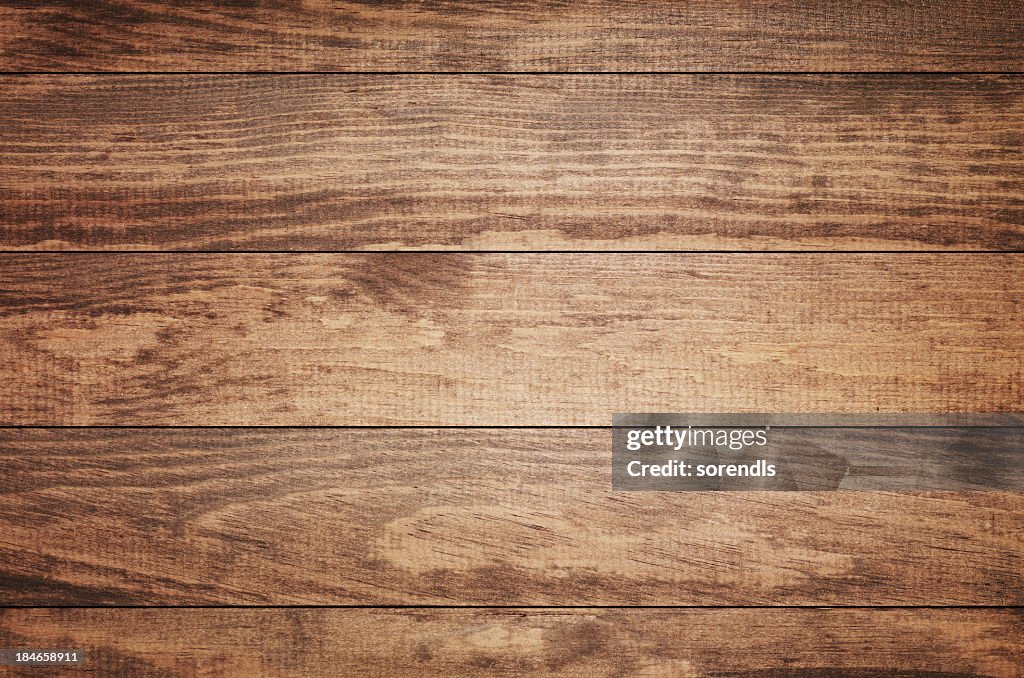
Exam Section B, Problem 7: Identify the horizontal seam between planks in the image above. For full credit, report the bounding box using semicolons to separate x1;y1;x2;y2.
1;425;1021;430
2;251;1023;255
1;71;1024;76
0;605;1021;610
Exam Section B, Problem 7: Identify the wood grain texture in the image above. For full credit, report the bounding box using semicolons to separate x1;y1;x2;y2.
2;75;1024;251
0;428;1021;605
2;255;1024;426
1;1;1023;72
1;254;1020;425
3;608;1023;677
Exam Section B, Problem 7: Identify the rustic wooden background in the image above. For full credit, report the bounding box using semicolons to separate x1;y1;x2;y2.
0;1;1022;676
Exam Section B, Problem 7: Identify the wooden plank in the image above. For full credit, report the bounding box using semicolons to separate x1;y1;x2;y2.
2;75;1024;251
1;608;1022;676
1;2;1022;72
0;254;1020;426
0;428;1020;605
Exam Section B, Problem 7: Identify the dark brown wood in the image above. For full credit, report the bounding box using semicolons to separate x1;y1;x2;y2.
1;1;1022;72
1;2;1021;671
1;254;1020;426
2;608;1022;676
2;75;1024;251
0;428;1020;605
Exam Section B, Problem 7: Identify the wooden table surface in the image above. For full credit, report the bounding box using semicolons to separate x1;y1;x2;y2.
0;2;1022;676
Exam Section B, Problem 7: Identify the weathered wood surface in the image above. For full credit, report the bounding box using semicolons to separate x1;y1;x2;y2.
1;608;1022;677
1;254;1020;425
1;1;1022;72
2;75;1023;251
0;429;1020;605
2;1;1022;674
